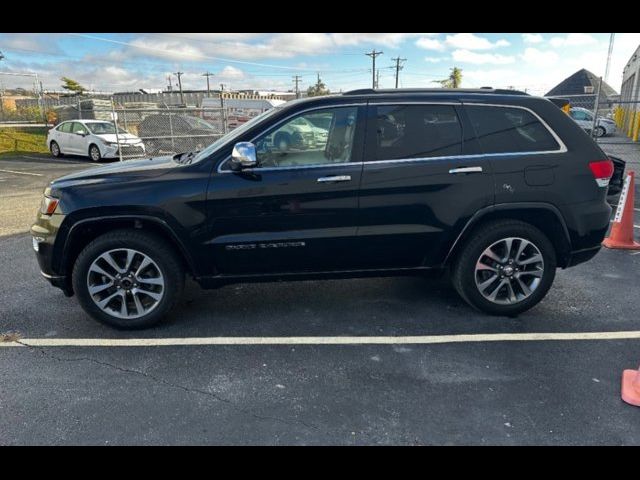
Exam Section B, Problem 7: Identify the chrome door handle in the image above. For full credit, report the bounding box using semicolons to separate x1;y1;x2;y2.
317;175;351;183
449;166;483;174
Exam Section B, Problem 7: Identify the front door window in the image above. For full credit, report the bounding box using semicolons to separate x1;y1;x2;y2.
254;107;358;168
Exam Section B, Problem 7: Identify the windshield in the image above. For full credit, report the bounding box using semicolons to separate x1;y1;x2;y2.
191;107;283;163
86;122;128;135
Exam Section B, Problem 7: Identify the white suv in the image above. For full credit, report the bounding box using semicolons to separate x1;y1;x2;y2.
47;120;145;161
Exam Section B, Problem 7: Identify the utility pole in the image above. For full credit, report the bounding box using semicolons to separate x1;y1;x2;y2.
293;75;302;99
0;52;4;122
376;69;380;89
166;75;173;92
604;33;615;85
202;72;214;97
174;71;184;105
392;57;406;89
365;50;383;89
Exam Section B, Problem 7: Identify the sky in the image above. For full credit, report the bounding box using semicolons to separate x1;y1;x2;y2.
0;33;639;96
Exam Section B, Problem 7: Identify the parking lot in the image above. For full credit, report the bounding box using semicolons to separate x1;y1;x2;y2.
1;153;639;445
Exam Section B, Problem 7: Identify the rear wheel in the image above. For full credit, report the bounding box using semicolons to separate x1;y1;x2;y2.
72;230;185;329
451;220;556;316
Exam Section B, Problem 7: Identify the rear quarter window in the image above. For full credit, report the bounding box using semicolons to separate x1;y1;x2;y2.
465;105;560;154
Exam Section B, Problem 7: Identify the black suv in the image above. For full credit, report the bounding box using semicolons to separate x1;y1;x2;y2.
32;88;615;328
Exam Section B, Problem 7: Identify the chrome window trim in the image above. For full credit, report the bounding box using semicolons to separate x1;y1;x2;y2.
216;103;366;174
216;101;567;174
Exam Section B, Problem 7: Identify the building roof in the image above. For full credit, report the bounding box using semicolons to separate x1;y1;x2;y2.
545;69;618;97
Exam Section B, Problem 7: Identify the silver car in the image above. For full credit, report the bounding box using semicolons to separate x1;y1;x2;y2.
47;120;145;161
569;107;617;138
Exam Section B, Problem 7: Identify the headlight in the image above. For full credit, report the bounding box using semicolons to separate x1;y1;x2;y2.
40;195;59;215
101;140;118;146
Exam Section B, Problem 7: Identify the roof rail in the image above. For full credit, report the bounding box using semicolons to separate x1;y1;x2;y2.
343;88;529;96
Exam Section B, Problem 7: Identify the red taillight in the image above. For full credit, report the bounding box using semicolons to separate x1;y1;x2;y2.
589;159;614;187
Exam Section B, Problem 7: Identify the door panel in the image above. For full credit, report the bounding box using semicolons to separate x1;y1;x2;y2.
356;103;494;268
69;122;87;155
205;105;365;275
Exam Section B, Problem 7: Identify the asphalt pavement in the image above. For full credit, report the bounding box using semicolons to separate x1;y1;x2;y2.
0;153;639;445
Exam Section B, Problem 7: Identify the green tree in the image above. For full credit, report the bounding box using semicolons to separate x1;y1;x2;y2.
60;77;86;94
307;75;331;97
434;67;462;88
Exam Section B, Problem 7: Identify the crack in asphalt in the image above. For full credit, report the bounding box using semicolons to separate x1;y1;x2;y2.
16;340;320;432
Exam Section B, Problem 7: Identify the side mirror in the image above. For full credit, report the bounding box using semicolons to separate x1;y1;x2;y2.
231;142;257;169
77;131;87;136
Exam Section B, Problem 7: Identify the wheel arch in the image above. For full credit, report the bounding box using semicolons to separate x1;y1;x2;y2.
444;203;572;269
58;215;197;291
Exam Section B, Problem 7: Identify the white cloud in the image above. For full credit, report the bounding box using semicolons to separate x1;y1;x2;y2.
424;56;444;63
520;47;559;67
451;49;515;65
445;33;510;50
415;37;444;51
549;33;597;47
330;33;422;48
522;33;543;44
218;66;244;80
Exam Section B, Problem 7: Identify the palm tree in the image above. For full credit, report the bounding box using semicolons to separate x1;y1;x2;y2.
434;67;462;88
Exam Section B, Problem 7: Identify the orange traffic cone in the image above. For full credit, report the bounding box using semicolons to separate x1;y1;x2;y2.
602;171;640;249
621;366;640;407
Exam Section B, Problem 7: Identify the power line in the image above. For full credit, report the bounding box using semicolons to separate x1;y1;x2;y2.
365;50;383;89
68;33;330;72
391;57;406;89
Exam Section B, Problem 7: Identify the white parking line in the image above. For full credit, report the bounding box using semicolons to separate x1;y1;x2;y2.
2;330;640;348
0;168;43;177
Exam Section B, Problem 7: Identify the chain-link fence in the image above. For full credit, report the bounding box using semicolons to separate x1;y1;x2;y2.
548;94;640;175
112;106;226;159
41;102;231;160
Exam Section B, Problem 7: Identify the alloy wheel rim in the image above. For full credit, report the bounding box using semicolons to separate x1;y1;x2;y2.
91;147;100;160
474;237;544;305
86;248;164;319
52;143;59;155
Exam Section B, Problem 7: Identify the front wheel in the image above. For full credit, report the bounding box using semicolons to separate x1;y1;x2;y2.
72;230;185;329
451;220;556;316
50;141;62;157
89;144;102;162
594;126;606;138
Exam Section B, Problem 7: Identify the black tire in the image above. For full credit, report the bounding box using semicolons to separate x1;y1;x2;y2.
72;229;185;329
50;141;62;158
89;144;102;162
274;132;291;151
594;126;606;138
451;220;556;317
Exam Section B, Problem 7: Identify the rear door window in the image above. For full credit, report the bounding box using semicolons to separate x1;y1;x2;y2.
367;104;463;161
465;105;560;154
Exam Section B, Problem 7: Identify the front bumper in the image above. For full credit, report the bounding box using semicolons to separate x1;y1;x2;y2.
31;208;72;295
103;143;146;159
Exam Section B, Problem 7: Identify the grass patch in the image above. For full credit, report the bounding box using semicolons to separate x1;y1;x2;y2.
0;332;21;343
0;128;49;155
